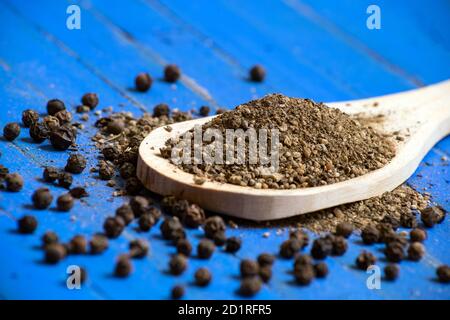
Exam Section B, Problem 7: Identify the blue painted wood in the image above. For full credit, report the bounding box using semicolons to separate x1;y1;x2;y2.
0;0;449;299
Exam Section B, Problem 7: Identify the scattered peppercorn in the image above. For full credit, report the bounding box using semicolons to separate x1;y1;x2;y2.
3;122;20;141
240;259;259;278
22;109;39;128
81;93;99;110
171;285;185;299
400;212;418;228
331;235;348;256
32;188;53;209
197;239;215;259
57;193;74;212
199;106;210;117
65;153;87;174
29;122;49;143
135;72;153;92
194;268;212;286
107;119;124;135
43;166;59;182
381;215;400;230
102;145;120;161
69;235;87;254
45;243;66;264
153;103;170;117
361;225;380;245
409;228;427;242
204;216;226;239
407;242;425;261
225;236;242;253
43;115;60;131
130;196;151;217
239;277;261;297
213;231;227;246
249;65;265;82
18;215;38;234
46;99;66;115
421;206;446;227
335;222;353;238
164;64;181;83
314;262;329;278
183;204;205;228
385;242;405;262
169;254;187;275
289;229;309;249
176;238;192;257
42;231;59;247
115;204;134;225
119;162;136;179
384;264;399;281
103;216;125;238
125;177;143;195
160;216;185;241
294;254;314;269
259;265;272;283
355;251;377;270
436;265;450;283
280;239;302;259
55;110;72;124
58;172;73;189
89;234;109;254
69;187;88;199
138;213;155;232
115;255;132;278
257;253;275;267
310;237;333;260
98;161;115;180
49;126;76;150
5;173;23;192
129;239;149;259
294;264;315;285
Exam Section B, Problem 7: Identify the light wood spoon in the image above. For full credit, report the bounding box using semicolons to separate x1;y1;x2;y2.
137;80;450;221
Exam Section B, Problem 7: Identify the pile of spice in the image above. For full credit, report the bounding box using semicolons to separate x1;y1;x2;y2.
161;94;396;189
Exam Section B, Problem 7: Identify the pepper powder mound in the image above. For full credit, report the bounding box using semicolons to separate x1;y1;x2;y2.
162;94;395;189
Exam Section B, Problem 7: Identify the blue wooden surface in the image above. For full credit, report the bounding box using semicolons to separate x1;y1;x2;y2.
0;0;449;299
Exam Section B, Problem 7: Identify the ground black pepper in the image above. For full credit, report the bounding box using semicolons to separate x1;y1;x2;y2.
89;234;109;254
81;93;99;110
314;262;329;278
43;166;59;182
57;193;74;211
22;109;39;128
58;172;73;189
5;173;23;192
355;251;377;270
400;212;418;228
135;73;153;92
436;265;450;283
18;215;38;234
225;236;242;253
407;242;425;261
249;65;265;82
129;239;149;258
115;204;135;225
239;277;261;297
169;254;187;275
171;285;185;299
384;264;399;280
3;122;20;141
115;254;132;277
69;235;87;254
409;228;427;242
65;153;87;174
46;99;66;115
32;188;53;209
197;239;215;259
103;216;125;238
164;64;181;83
194;268;212;286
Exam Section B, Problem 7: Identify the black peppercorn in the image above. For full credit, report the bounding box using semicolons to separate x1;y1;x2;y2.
171;285;185;299
400;212;417;228
57;193;74;211
176;238;192;257
331;235;348;256
43;115;60;131
183;203;205;228
130;196;151;218
43;166;59;182
385;242;405;262
197;239;215;259
18;215;38;234
194;267;212;286
49;126;75;150
310;237;333;260
294;254;313;269
355;251;377;270
259;265;272;283
32;188;53;209
249;65;265;82
106;120;124;135
98;161;115;180
213;231;226;246
58;172;73;189
89;234;109;254
149;207;162;222
22;109;39;128
239;277;261;297
204;216;226;239
125;177;143;195
240;259;259;278
169;254;187;275
199;106;210;117
421;206;446;227
42;231;59;247
119;162;136;179
103;216;125;238
29;122;49;143
409;228;427;242
153;103;170;117
225;236;242;253
436;265;450;283
138;213;155;232
257;253;275;267
361;225;380;244
102;145;120;161
289;229;309;249
5;173;23;192
335;222;353;238
280;239;302;259
384;264;399;280
381;215;400;230
69;187;88;199
45;243;66;264
294;264;315;285
135;72;153;92
314;262;329;278
164;64;181;83
65;153;87;174
129;239;149;259
3;122;20;141
81;93;99;110
55;110;72;124
115;204;135;225
69;235;87;254
407;242;425;261
160;216;185;241
47;99;66;115
115;254;132;277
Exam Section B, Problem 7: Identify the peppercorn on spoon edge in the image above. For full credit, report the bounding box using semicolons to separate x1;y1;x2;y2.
137;80;450;221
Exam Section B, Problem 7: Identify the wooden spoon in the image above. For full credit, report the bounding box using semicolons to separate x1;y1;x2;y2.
137;80;450;221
